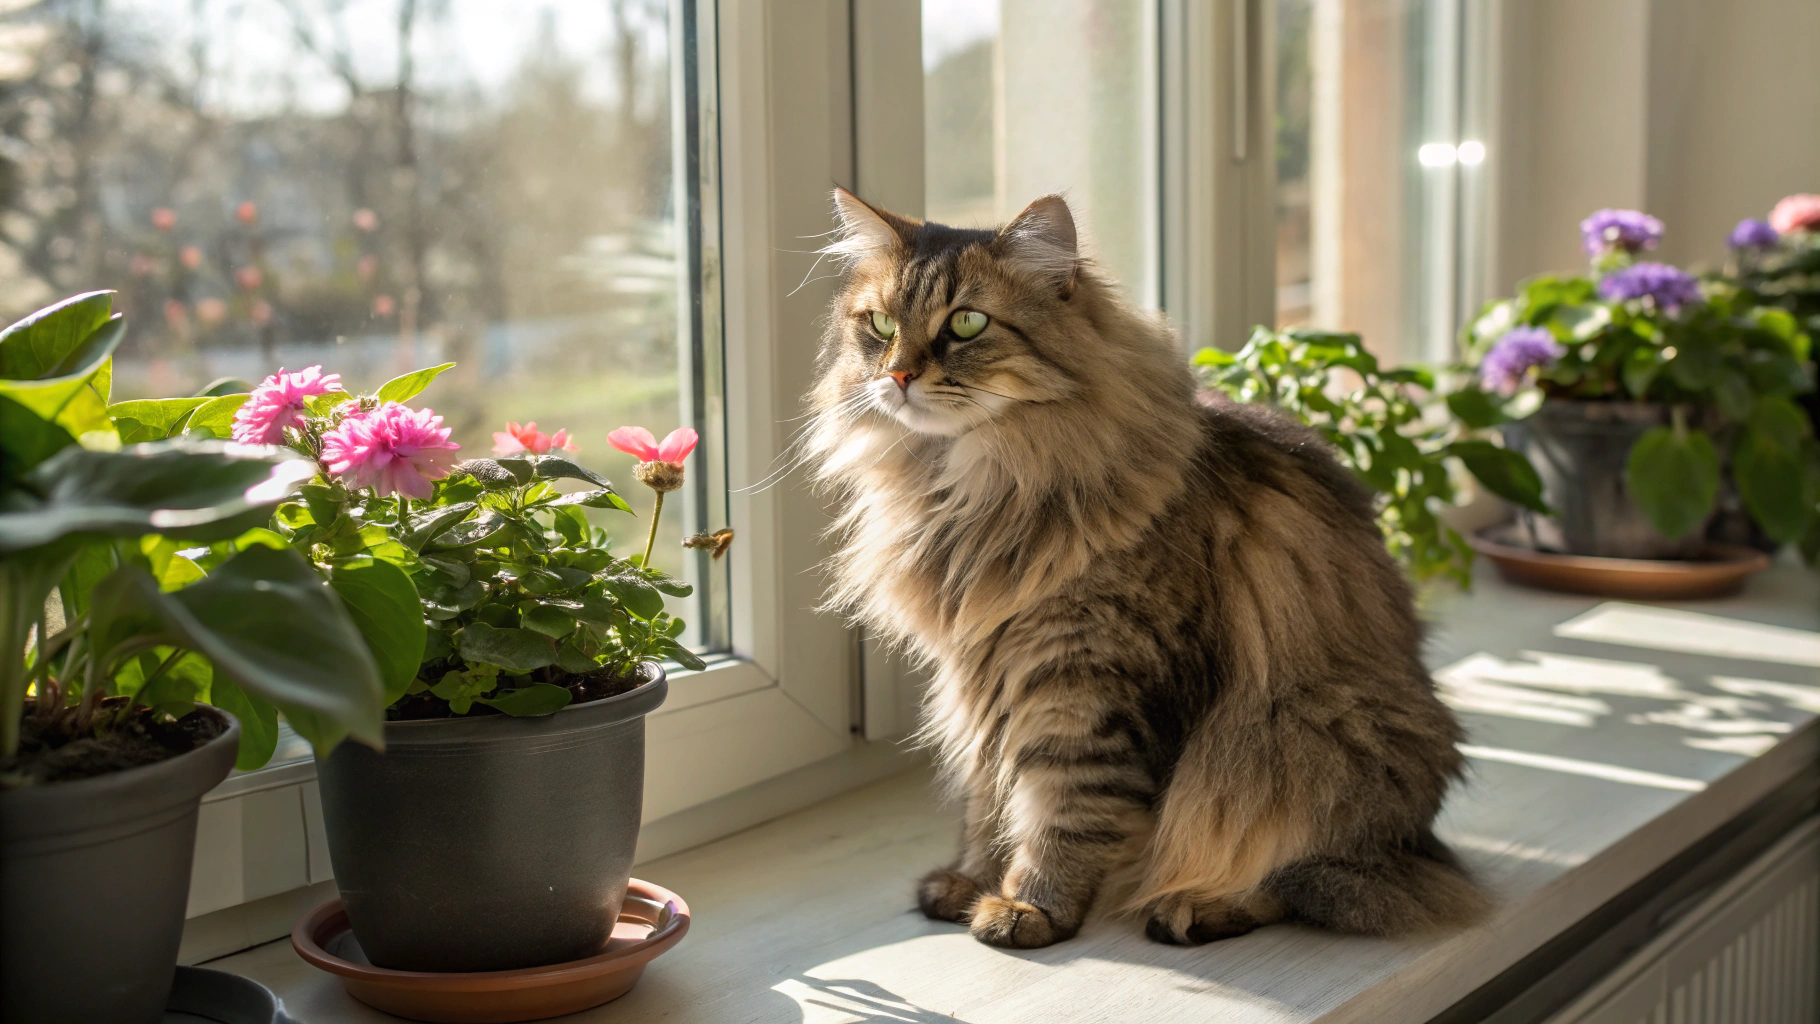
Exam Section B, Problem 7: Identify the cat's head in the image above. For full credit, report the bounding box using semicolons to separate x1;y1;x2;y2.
814;189;1099;438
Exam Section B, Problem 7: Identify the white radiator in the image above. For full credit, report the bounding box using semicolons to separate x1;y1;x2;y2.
1550;817;1820;1024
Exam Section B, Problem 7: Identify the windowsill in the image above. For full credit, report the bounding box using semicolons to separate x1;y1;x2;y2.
202;559;1820;1023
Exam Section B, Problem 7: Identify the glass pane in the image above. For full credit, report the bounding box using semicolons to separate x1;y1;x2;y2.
0;0;725;649
1274;0;1468;364
922;0;1161;307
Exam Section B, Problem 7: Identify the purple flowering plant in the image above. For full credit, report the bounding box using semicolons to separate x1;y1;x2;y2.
1458;208;1818;555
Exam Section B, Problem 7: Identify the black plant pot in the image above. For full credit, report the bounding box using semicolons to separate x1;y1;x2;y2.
1501;399;1716;560
0;706;239;1024
314;664;667;973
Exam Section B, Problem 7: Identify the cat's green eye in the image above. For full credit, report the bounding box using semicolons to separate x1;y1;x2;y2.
870;311;897;339
949;309;989;340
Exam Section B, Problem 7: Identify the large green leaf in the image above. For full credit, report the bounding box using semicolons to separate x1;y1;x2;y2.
1625;427;1720;540
183;393;251;439
86;548;385;750
456;621;558;672
375;362;455;404
1446;439;1550;513
0;291;113;380
0;316;124;442
110;397;212;442
0;441;315;552
0;394;76;484
209;675;280;770
1734;429;1812;545
600;568;664;619
327;556;426;706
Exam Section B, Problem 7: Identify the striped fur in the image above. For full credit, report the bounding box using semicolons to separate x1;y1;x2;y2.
807;190;1486;949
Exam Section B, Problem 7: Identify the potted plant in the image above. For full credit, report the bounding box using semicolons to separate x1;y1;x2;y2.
1727;193;1820;438
1456;209;1818;562
1196;327;1549;585
1;292;387;1023
212;363;706;973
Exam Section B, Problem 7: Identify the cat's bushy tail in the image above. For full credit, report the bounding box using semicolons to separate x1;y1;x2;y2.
1267;830;1490;936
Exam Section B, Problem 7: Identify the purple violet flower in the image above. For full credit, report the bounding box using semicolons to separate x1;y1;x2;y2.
1728;218;1779;250
1579;208;1664;255
1597;262;1703;313
1479;327;1564;396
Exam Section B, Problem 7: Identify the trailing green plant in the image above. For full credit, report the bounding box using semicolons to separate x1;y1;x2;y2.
1196;327;1548;586
1458;206;1818;557
1;292;386;782
120;360;712;730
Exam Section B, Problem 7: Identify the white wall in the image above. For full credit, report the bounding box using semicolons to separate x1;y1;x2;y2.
1493;0;1820;288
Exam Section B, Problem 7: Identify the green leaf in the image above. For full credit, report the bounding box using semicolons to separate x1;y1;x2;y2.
521;603;578;639
551;505;590;545
374;362;456;404
196;377;256;398
1554;303;1611;341
0;315;124;440
532;457;613;489
548;488;633;512
492;456;537;484
139;536;205;591
1625;426;1720;540
601;568;664;619
659;639;706;671
1666;338;1723;391
0;291;113;379
1444;387;1509;430
478;683;573;717
454;458;520;490
328;556;426;706
209;675;280;771
109;397;212;443
86;547;385;750
519;565;593;595
58;541;117;620
183;393;252;439
1447;440;1550;514
0;393;77;484
643;569;694;598
1713;368;1754;422
422;628;453;662
1734;429;1813;544
1622;346;1664;398
1;441;316;553
556;639;598;674
403;502;476;551
1747;395;1812;453
1191;347;1236;367
455;621;558;672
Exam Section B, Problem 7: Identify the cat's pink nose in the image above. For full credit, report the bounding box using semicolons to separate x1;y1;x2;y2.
890;369;918;390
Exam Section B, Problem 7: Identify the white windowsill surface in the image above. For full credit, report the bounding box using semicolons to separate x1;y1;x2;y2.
205;559;1820;1023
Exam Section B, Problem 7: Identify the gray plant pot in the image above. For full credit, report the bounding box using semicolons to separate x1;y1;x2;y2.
1501;399;1712;560
0;706;239;1024
314;665;667;973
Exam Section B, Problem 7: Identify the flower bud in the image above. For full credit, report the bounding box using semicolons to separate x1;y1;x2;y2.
634;460;686;493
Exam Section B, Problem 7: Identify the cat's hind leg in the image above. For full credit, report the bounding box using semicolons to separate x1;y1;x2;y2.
1143;888;1286;945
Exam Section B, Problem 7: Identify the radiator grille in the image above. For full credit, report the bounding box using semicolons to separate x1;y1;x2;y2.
1553;819;1820;1024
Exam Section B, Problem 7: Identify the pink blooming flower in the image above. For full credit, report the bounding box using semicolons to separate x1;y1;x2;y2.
492;421;577;456
236;201;258;224
352;208;379;232
321;402;462;499
607;425;698;464
232;365;345;444
1769;194;1820;235
151;207;177;231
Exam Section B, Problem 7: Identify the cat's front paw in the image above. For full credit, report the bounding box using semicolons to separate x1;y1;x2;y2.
969;895;1071;948
916;867;983;923
1143;891;1281;945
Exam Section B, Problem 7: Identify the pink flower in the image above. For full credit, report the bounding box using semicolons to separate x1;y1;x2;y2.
492;421;577;455
235;266;263;290
180;245;204;270
373;294;395;317
236;201;258;224
1769;194;1820;235
352;208;379;232
321;402;462;499
196;298;228;325
232;365;345;444
151;207;177;231
607;425;698;464
356;253;378;280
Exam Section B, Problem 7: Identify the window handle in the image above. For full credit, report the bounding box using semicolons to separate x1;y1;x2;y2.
1231;0;1249;163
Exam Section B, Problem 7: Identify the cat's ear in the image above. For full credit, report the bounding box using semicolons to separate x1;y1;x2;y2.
828;187;908;266
997;195;1078;298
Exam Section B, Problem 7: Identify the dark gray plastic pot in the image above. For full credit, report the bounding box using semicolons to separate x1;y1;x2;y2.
314;664;666;973
0;706;238;1024
1501;399;1714;560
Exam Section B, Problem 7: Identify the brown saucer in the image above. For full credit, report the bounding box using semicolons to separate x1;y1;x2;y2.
1469;525;1772;600
292;879;688;1023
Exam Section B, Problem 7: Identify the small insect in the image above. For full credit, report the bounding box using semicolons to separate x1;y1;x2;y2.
682;527;734;560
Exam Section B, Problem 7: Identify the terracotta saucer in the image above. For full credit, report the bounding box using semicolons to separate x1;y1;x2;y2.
1469;525;1772;600
292;879;689;1024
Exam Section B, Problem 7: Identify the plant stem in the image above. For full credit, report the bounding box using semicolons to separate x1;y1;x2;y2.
1671;404;1688;442
641;491;665;570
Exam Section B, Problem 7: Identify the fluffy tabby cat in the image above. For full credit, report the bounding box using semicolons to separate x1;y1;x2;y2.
805;188;1486;949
